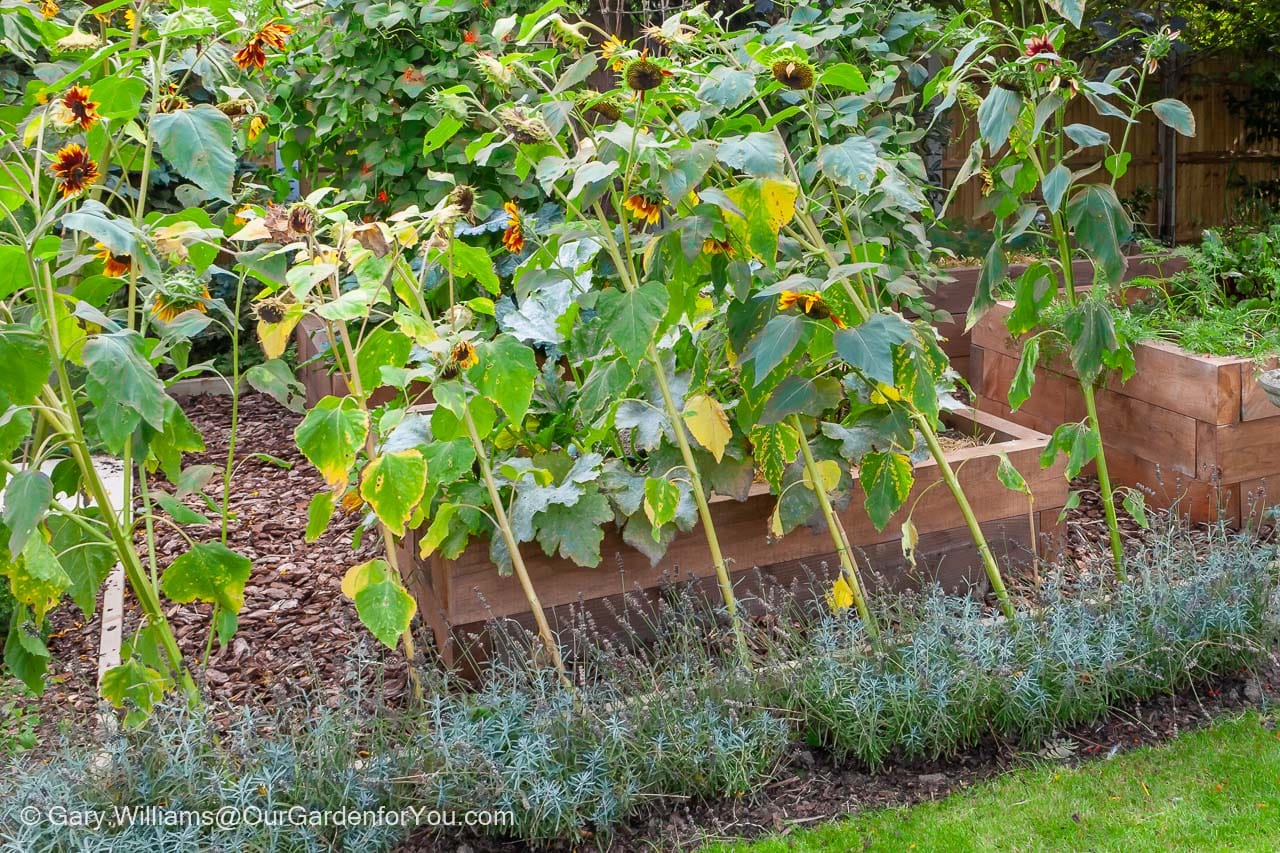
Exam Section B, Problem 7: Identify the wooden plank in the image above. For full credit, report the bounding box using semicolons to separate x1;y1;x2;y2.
1240;357;1280;422
1106;445;1241;525
1196;418;1280;484
974;303;1246;426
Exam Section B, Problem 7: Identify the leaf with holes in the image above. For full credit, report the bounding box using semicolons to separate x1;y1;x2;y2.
160;543;252;632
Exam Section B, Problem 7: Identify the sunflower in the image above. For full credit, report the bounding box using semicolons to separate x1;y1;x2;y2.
549;16;588;51
1024;35;1058;72
247;114;266;142
49;144;99;197
622;193;664;226
234;20;293;72
600;34;628;71
777;290;845;327
156;82;189;114
288;203;316;236
94;243;131;277
254;296;287;324
577;90;622;122
38;0;58;19
51;85;100;132
702;238;734;257
771;57;815;91
448;183;477;220
150;272;211;323
496;106;551;144
339;489;364;514
502;201;524;254
451;340;478;370
623;50;671;98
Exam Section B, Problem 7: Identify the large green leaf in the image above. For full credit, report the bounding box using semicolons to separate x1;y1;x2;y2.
741;314;805;386
716;131;785;177
92;75;147;122
0;325;52;406
977;86;1022;153
722;179;798;265
1063;299;1119;383
472;334;537;425
534;490;613;566
150;105;236;201
643;476;681;540
834;313;914;385
5;614;49;695
61;200;145;256
1006;261;1056;336
1067;185;1128;286
449;241;500;295
760;376;841;424
819;136;878;193
1009;337;1040;411
1041;422;1100;479
576;358;634;421
160;542;252;616
595;282;667;366
1151;98;1195;137
698;67;755;111
295;396;369;488
100;657;167;727
341;558;416;649
360;450;426;537
82;331;168;453
859;450;913;531
1042;164;1070;214
355;327;412;395
3;470;51;556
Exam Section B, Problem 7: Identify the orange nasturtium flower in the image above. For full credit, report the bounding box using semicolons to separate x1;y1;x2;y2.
94;243;131;277
49;144;99;197
622;193;664;225
234;20;294;72
777;290;846;328
501;201;524;254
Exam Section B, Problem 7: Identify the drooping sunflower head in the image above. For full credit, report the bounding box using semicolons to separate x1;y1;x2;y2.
771;55;816;91
217;97;254;118
576;90;623;122
38;0;58;20
549;15;588;51
702;237;734;257
55;29;101;52
448;183;477;219
49;144;99;197
156;81;190;113
94;243;131;277
52;85;100;132
624;50;670;94
247;114;267;143
288;202;316;236
496;106;551;145
502;201;524;254
622;193;665;226
234;20;293;71
150;270;211;324
253;295;288;325
451;340;479;370
777;290;844;327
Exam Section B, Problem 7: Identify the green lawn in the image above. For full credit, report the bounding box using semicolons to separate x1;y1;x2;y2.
709;713;1280;852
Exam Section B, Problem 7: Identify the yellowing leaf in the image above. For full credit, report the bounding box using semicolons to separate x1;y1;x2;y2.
769;501;784;540
759;178;800;234
229;218;272;242
827;576;854;612
901;517;919;570
803;459;842;494
359;449;427;537
256;302;306;359
870;382;902;404
683;393;731;462
724;178;799;264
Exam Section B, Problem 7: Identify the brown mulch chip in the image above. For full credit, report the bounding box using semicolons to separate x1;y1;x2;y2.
35;392;409;726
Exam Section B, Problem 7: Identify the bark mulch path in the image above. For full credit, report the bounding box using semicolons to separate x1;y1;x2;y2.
35;392;409;725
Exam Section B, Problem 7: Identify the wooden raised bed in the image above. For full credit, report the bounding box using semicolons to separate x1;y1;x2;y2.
397;407;1069;667
930;252;1184;380
971;300;1280;525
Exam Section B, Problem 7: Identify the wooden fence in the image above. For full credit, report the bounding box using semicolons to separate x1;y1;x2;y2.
939;56;1280;243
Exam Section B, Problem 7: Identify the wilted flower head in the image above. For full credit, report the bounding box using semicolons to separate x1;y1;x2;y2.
150;269;211;323
623;193;664;226
55;29;101;52
577;90;623;122
502;201;524;254
549;15;588;50
448;184;477;219
497;106;551;144
624;50;672;97
772;55;815;91
234;20;293;72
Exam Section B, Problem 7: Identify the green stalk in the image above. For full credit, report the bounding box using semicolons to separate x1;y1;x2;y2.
913;410;1016;620
461;404;571;688
793;415;878;639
